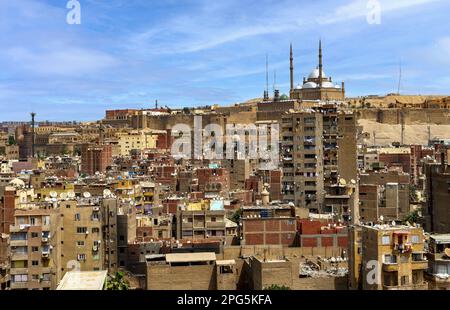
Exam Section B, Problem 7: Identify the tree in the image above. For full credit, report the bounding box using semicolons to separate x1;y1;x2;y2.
264;284;291;290
105;271;130;290
230;209;242;224
8;136;16;146
404;210;420;224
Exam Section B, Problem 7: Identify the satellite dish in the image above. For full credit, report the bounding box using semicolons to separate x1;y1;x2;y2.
350;179;356;185
83;192;91;198
50;191;58;198
445;248;450;258
44;197;51;202
379;215;384;222
391;221;396;226
60;193;67;199
103;189;112;197
339;178;347;186
67;192;75;199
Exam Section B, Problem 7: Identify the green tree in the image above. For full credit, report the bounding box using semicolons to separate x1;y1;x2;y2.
404;210;420;224
8;136;16;146
230;209;242;224
105;271;130;290
264;284;291;290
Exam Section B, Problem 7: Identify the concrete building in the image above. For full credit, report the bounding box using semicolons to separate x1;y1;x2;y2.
281;111;324;211
240;204;297;246
80;144;112;175
116;130;158;156
359;170;411;223
177;207;226;240
0;233;9;290
359;224;428;290
146;252;237;290
424;162;450;233
426;234;450;290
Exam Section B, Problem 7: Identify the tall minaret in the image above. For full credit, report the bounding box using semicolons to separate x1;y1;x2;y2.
290;43;294;93
31;112;36;158
318;40;323;88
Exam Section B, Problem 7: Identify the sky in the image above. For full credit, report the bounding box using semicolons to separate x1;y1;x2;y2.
0;0;450;121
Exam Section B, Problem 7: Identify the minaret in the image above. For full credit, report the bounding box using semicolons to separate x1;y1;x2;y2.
264;54;269;100
318;40;323;88
290;43;294;93
31;112;36;158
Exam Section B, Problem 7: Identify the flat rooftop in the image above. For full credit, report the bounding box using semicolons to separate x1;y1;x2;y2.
165;252;216;263
56;270;107;290
430;234;450;244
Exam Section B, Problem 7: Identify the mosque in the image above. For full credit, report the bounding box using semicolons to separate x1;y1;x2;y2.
289;41;345;101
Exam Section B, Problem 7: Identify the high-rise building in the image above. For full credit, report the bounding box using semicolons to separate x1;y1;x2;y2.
281;111;324;211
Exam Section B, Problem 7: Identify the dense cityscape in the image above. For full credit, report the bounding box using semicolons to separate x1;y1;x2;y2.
1;40;449;291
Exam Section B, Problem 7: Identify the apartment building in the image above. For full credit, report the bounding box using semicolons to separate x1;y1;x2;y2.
116;130;157;156
80;144;112;175
281;111;324;211
426;234;450;290
240;204;297;246
9;202;56;290
360;224;428;290
424;162;450;233
176;207;226;240
359;170;411;223
0;233;9;290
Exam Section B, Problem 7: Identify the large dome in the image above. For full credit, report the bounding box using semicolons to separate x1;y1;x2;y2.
322;81;335;88
302;82;318;89
308;67;326;79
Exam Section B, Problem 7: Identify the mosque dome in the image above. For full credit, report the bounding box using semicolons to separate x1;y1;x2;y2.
280;94;289;100
295;84;303;90
334;85;341;89
308;67;326;79
302;82;318;89
321;81;335;88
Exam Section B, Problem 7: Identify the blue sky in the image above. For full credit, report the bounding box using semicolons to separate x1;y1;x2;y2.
1;0;450;121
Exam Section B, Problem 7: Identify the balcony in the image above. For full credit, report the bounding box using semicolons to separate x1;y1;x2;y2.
11;253;28;261
181;222;193;229
206;222;225;229
382;263;399;272
10;282;28;290
10;240;27;247
10;268;28;275
9;225;30;233
411;261;429;270
41;280;52;288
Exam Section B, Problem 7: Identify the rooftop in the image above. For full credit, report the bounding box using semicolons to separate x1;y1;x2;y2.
165;252;216;263
56;270;107;290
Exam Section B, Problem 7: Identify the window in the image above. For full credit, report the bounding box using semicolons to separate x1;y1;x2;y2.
66;204;71;209
43;216;50;226
30;217;36;226
77;254;86;261
411;235;420;244
76;241;85;246
76;227;87;234
384;254;397;264
31;260;39;266
401;276;409;286
74;213;81;221
32;274;39;280
32;247;39;252
92;227;100;233
381;235;390;245
13;274;28;283
91;212;99;221
31;232;38;238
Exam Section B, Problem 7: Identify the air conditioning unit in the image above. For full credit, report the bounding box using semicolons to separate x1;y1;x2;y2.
42;237;49;243
42;252;50;258
93;207;100;212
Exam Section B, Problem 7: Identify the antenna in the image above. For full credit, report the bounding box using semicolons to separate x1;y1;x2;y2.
397;60;402;95
273;70;277;92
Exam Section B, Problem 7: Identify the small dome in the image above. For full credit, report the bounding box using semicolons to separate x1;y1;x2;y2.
9;178;25;188
308;67;326;79
334;85;341;89
322;81;335;88
280;94;289;100
295;84;303;90
303;82;318;89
